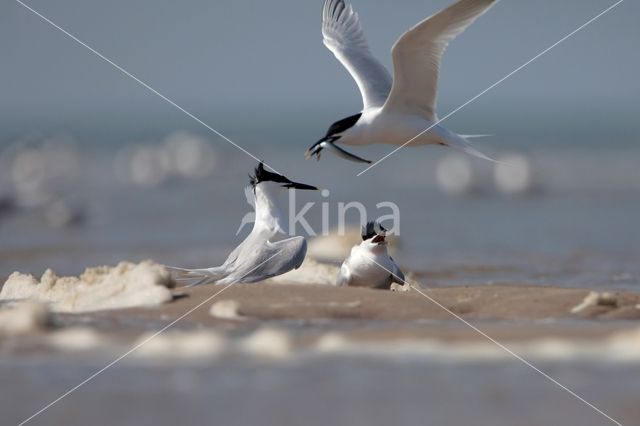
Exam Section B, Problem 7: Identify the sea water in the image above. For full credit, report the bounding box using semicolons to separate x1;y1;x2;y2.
0;116;638;290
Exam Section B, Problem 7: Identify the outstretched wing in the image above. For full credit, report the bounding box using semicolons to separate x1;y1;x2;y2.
322;0;392;110
383;0;496;120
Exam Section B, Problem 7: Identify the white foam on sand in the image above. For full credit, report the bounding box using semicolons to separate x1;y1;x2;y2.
239;328;292;360
47;327;107;351
209;299;245;320
0;261;175;313
311;327;640;364
570;291;618;314
129;328;291;362
132;330;228;361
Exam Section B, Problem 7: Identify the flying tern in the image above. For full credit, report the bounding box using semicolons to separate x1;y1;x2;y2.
337;221;405;289
305;0;497;164
170;163;318;286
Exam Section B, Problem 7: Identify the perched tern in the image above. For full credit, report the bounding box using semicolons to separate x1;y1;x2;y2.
170;163;318;286
305;0;497;164
337;221;405;289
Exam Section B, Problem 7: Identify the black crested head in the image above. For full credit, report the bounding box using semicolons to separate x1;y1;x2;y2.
361;221;376;241
249;162;318;191
305;111;370;163
249;162;289;187
324;112;362;139
361;221;386;240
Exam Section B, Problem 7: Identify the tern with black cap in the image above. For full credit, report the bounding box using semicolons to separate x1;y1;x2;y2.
169;162;318;286
305;0;498;164
337;221;405;289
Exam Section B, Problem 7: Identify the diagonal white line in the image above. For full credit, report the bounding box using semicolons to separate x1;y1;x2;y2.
357;0;624;176
367;256;624;426
14;0;281;174
410;285;624;425
17;250;284;426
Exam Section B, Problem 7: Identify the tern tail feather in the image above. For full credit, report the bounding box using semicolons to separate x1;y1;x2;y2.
166;265;225;287
443;133;506;164
458;134;493;139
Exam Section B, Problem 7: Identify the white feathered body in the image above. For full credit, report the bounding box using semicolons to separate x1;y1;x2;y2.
312;0;498;162
337;243;403;289
340;107;449;147
170;181;308;286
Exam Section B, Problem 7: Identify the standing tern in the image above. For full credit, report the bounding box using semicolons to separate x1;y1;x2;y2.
169;162;318;286
305;0;497;164
337;221;405;289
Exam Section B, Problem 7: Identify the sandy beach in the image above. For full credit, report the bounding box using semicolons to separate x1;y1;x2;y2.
89;282;640;344
2;258;640;358
2;264;640;426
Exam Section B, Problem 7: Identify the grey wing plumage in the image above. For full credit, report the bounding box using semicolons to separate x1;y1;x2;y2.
383;0;496;119
229;236;308;284
322;0;392;109
390;257;405;285
168;234;306;287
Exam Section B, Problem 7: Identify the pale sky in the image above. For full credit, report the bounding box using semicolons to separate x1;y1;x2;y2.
1;0;638;139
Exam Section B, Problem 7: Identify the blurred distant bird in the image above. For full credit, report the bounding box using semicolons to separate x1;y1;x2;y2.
337;221;405;289
169;163;318;286
305;0;497;164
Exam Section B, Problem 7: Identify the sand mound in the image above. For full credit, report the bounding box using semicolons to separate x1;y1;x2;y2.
570;291;618;314
266;257;340;285
308;228;399;262
309;326;640;363
0;301;52;335
209;300;245;320
0;261;175;313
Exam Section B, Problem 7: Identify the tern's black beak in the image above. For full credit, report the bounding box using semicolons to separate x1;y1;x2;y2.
305;135;335;161
282;180;319;191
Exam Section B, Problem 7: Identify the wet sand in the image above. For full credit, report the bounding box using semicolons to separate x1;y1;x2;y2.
107;283;640;337
3;274;640;426
165;282;640;321
2;281;639;352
